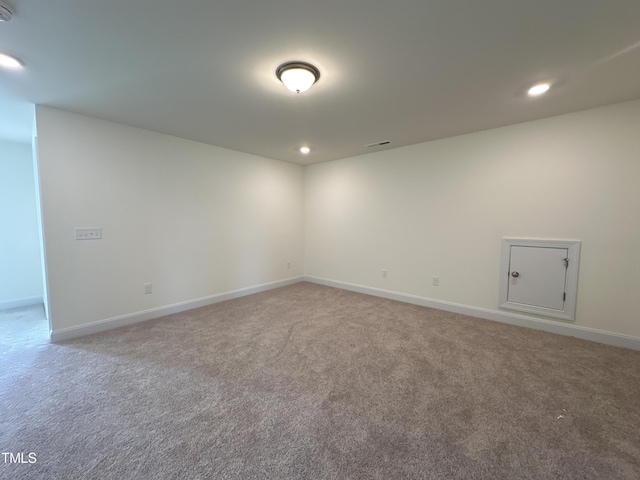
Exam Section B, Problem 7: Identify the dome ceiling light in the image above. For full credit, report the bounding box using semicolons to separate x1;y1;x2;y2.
276;61;320;94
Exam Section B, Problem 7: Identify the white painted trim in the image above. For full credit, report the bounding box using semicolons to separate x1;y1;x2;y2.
50;276;304;342
0;296;44;311
304;275;640;351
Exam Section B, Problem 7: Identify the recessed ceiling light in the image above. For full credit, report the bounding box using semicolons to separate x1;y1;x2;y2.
300;146;311;154
527;82;551;97
0;52;24;69
276;62;320;94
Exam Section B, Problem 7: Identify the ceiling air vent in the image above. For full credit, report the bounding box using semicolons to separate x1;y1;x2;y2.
365;140;390;147
0;2;14;22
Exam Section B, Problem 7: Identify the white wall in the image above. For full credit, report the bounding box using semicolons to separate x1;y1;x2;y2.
305;99;640;339
0;140;43;308
36;106;305;334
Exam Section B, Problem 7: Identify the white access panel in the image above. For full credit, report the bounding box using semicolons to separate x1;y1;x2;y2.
507;246;567;310
499;238;581;321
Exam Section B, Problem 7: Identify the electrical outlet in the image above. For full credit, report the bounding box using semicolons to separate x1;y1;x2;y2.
144;283;152;295
432;276;439;286
382;269;388;278
75;227;102;240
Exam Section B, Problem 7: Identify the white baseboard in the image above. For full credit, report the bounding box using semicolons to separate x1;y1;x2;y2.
0;296;43;311
304;275;640;351
50;276;305;342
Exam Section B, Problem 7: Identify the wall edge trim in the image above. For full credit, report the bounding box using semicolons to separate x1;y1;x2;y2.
304;275;640;351
50;276;304;342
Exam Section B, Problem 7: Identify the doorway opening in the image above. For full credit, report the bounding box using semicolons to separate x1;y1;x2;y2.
0;113;50;343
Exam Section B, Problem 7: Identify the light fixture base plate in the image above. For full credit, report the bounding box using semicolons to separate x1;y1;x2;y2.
275;61;321;82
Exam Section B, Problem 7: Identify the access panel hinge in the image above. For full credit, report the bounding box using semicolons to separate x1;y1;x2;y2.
563;258;569;268
563;292;566;302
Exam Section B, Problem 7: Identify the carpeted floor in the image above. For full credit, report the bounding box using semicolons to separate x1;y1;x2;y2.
1;282;639;479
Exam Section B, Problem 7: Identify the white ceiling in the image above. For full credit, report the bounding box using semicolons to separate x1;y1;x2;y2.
1;0;639;165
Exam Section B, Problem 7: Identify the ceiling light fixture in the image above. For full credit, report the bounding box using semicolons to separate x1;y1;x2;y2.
527;82;551;97
276;61;320;94
0;52;24;69
300;146;310;154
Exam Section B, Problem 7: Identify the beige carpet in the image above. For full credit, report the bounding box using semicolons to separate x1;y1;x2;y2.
1;282;639;479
